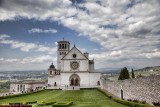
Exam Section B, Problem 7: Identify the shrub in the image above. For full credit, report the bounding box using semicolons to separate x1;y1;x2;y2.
25;101;37;104
45;101;56;106
127;99;146;104
140;101;146;104
152;102;160;106
113;98;154;107
80;88;95;90
97;88;112;99
38;101;56;106
0;105;32;107
113;98;135;107
9;102;23;105
52;101;73;107
132;99;139;103
127;99;132;101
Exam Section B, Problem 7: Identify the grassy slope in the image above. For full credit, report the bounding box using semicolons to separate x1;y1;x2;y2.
0;89;127;107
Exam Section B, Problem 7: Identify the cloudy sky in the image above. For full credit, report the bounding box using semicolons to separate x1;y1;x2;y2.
0;0;160;71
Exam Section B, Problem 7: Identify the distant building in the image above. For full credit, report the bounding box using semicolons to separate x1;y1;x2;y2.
47;40;101;89
10;80;47;93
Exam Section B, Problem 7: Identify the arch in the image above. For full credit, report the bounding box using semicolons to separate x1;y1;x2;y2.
20;84;22;91
54;82;57;86
97;81;100;85
23;85;25;91
17;85;19;92
69;74;80;86
50;71;52;75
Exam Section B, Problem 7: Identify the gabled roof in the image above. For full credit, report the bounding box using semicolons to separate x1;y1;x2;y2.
61;45;88;60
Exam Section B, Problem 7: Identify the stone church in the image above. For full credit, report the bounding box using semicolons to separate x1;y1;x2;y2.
47;40;101;89
10;40;101;92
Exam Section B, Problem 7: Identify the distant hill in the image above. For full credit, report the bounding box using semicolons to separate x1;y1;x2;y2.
134;66;160;76
95;68;120;74
101;66;160;80
96;66;137;74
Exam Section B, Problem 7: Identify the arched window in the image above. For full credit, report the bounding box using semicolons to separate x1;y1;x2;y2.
75;78;79;86
62;44;64;49
54;82;57;86
50;71;52;75
20;84;22;91
97;81;100;85
71;78;74;86
17;85;19;92
59;44;61;49
23;85;25;91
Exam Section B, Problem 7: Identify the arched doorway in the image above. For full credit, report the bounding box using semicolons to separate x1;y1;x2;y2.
69;74;80;86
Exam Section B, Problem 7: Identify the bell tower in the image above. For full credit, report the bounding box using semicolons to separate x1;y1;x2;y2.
57;40;70;70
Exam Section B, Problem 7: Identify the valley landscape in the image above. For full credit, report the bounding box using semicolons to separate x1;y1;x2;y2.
0;0;160;107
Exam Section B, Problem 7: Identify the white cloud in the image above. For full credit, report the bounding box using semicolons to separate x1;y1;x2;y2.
0;34;56;54
0;56;57;71
0;55;55;64
0;58;4;61
28;28;57;34
5;58;19;63
0;34;10;39
21;55;53;64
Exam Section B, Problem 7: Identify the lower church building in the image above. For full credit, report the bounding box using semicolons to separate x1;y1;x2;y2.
47;40;101;89
10;40;101;92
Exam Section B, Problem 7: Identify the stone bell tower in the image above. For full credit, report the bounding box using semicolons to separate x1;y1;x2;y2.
57;40;70;70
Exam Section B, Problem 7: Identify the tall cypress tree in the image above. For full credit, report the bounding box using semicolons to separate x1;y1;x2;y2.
118;67;130;80
131;69;135;78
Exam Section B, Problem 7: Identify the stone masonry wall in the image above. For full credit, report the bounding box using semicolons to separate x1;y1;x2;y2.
100;75;160;104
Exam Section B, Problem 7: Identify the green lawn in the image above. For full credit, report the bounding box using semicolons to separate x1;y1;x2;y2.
0;89;128;107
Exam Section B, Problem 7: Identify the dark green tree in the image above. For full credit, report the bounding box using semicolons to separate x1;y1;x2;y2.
118;67;130;80
131;69;135;78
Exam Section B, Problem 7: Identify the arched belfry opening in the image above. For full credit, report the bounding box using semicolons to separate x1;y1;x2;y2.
69;74;80;86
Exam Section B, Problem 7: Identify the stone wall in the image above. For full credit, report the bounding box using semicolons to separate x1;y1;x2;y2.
100;75;160;104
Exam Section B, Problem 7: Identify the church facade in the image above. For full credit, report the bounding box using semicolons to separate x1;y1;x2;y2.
10;40;101;92
47;40;101;89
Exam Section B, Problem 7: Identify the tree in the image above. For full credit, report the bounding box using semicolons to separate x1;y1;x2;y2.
118;67;130;80
131;69;135;78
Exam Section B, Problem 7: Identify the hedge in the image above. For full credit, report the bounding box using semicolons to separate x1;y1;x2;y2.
0;105;32;107
37;101;56;106
9;102;23;105
25;101;37;104
52;101;73;107
112;98;156;107
97;88;112;99
97;88;157;107
0;90;45;100
80;88;96;90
